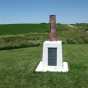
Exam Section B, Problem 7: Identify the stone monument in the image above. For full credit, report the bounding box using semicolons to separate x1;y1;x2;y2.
35;15;69;72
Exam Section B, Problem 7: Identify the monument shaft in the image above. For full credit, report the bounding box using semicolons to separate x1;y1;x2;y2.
48;15;58;41
50;15;56;32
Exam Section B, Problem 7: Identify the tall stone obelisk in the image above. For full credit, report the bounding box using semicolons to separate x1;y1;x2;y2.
35;15;69;72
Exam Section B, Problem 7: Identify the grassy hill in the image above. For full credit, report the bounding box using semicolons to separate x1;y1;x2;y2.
0;23;86;35
0;23;49;35
0;23;88;50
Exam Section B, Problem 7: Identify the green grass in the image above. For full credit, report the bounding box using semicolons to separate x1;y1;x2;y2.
0;23;80;35
0;24;49;35
0;44;88;88
0;23;88;45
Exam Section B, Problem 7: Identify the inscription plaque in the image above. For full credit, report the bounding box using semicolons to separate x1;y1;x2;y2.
48;48;57;66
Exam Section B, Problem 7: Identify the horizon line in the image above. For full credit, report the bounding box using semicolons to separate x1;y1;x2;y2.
0;22;88;25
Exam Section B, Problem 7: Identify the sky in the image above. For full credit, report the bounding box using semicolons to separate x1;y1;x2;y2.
0;0;88;24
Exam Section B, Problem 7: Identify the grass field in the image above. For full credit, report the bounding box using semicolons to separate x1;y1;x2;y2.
0;23;88;50
0;44;88;88
0;23;82;35
0;24;49;35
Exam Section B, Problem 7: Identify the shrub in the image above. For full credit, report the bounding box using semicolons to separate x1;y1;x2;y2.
0;35;41;50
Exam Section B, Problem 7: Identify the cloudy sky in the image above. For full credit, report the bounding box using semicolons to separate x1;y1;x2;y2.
0;0;88;24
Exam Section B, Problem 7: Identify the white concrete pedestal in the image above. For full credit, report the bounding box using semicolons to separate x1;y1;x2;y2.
35;41;69;72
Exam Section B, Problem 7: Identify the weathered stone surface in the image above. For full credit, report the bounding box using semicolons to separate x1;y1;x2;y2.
50;15;56;32
48;32;57;41
48;15;58;41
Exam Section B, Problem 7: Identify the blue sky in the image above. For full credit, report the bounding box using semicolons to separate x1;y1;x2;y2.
0;0;88;24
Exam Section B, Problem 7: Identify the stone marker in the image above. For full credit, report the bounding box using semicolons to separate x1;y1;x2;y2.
35;15;69;72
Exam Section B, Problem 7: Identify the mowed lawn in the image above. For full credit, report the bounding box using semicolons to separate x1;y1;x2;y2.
0;44;88;88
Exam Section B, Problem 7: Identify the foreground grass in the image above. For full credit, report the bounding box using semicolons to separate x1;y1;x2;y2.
0;44;88;88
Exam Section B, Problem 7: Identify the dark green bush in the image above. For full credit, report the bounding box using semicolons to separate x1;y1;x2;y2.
66;38;78;44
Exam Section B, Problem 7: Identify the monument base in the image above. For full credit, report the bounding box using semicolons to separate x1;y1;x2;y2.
35;41;69;72
35;61;68;72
